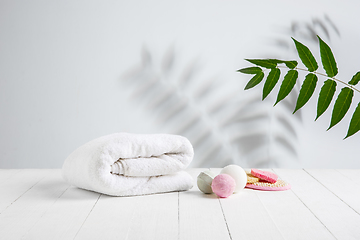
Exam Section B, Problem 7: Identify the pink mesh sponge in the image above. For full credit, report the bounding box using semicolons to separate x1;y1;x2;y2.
246;180;291;191
251;169;278;183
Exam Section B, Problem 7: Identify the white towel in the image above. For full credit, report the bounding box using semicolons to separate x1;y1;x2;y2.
62;132;194;196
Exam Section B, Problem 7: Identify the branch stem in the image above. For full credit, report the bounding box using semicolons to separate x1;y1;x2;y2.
277;66;360;93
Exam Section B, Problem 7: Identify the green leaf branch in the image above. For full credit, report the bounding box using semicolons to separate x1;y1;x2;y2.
238;36;360;139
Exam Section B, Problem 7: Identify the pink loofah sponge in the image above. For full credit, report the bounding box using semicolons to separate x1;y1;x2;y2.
211;174;236;198
251;169;278;183
246;180;291;191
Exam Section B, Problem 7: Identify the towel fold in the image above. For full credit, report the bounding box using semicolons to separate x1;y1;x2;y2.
62;132;194;196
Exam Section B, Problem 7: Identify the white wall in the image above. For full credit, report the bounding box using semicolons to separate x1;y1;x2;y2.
1;0;359;168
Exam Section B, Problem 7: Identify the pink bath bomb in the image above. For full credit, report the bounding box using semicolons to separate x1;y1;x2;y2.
211;174;236;198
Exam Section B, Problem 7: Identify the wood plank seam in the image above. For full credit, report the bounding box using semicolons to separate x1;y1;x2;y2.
303;169;360;216
0;176;45;214
55;185;71;201
73;194;102;240
122;197;141;240
209;167;234;240
335;169;359;183
273;169;338;239
255;189;286;239
218;199;233;240
178;168;232;240
280;172;338;238
19;185;72;239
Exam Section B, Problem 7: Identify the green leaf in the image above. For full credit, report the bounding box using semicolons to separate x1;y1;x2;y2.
244;72;265;90
348;71;360;85
262;68;281;100
345;102;360;139
318;36;338;78
245;59;277;69
284;61;298;69
328;87;354;130
237;67;263;74
268;59;282;63
268;59;298;69
293;73;318;113
268;59;282;64
316;79;337;120
292;37;318;72
274;70;298;105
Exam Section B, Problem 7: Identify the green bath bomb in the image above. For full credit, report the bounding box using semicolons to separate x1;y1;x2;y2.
197;170;217;194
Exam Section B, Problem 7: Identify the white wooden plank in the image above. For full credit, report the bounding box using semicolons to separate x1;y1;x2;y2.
111;192;178;240
21;186;101;240
179;168;231;240
0;169;69;240
0;169;50;213
73;194;140;240
0;169;22;182
221;191;286;240
336;169;360;183
275;169;360;240
75;191;178;240
1;168;358;240
217;168;334;240
305;169;360;215
209;167;284;240
256;185;335;239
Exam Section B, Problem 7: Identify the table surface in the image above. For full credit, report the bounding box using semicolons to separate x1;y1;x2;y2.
1;168;360;240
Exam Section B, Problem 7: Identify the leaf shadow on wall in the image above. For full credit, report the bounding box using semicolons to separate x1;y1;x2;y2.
120;14;340;168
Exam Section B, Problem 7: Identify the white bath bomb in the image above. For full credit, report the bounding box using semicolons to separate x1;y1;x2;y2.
220;165;247;192
197;170;217;194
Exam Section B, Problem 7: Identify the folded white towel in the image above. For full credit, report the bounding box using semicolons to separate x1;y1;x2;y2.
62;133;194;196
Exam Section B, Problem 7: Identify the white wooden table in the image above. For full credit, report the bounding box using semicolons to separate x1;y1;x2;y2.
1;168;360;240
